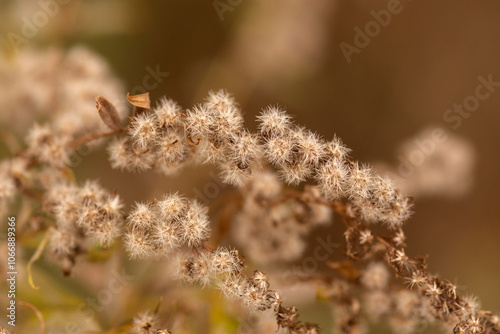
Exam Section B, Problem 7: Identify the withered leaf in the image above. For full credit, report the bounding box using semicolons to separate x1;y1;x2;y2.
96;96;122;131
127;92;151;116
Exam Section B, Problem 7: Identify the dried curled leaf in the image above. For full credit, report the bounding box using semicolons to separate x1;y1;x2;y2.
96;96;122;131
127;92;151;116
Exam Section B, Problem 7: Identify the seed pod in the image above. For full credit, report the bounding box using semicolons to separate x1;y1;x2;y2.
96;96;122;131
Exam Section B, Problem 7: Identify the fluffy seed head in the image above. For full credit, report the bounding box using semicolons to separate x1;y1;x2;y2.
49;228;77;258
155;130;188;164
326;135;351;160
156;193;186;222
252;270;270;291
152;220;181;251
124;228;156;259
128;202;156;230
257;106;293;138
279;162;311;185
179;200;210;247
264;137;295;167
228;131;261;170
179;253;212;287
347;163;374;199
129;113;159;150
316;158;349;200
294;128;326;167
108;137;155;172
154;97;183;127
131;311;156;333
205;90;238;114
210;248;244;274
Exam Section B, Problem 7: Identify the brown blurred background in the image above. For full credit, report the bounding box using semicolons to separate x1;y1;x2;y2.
1;0;500;332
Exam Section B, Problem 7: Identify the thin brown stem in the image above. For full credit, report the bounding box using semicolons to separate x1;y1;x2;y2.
375;235;392;248
70;128;126;149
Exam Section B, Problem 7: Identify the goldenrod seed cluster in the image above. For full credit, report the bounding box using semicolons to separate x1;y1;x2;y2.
258;107;411;228
45;180;123;274
2;55;498;334
124;194;210;259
